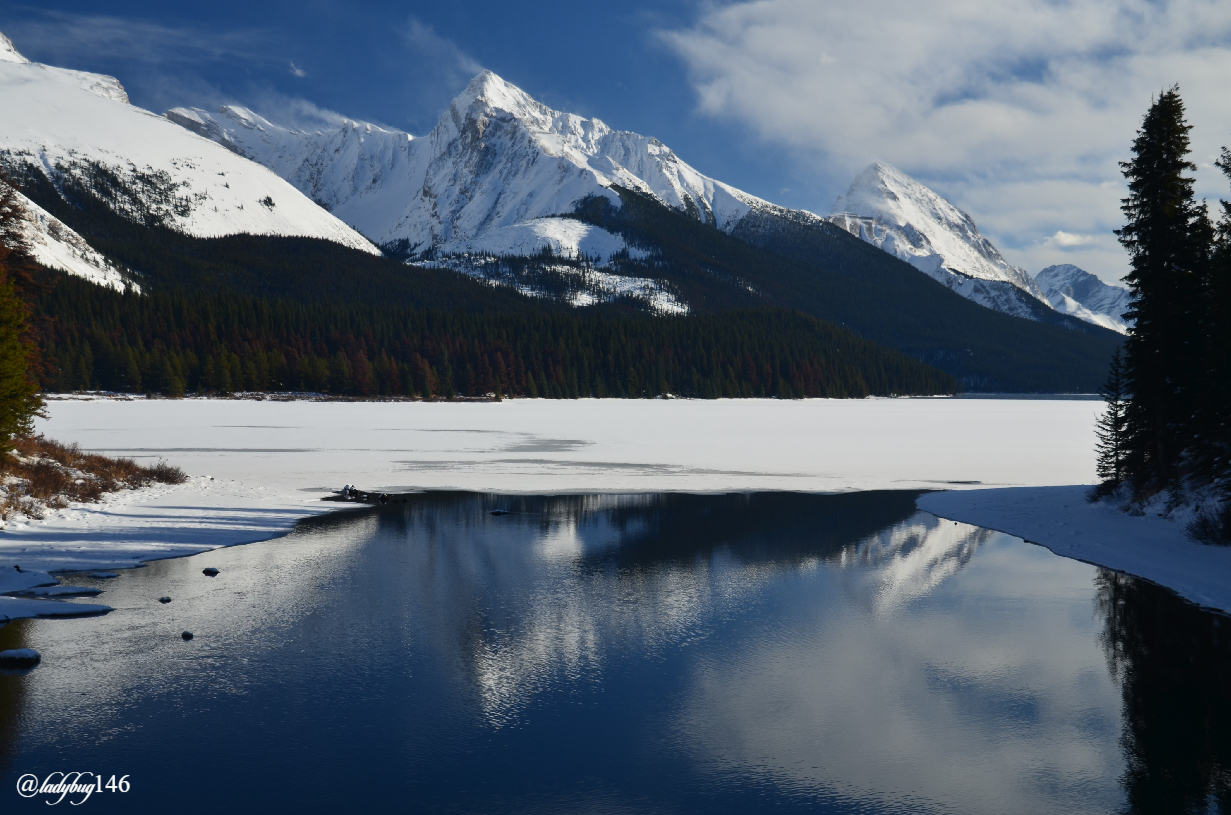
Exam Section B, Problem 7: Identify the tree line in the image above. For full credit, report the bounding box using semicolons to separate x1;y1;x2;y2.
1095;87;1231;543
0;180;46;449
30;274;957;399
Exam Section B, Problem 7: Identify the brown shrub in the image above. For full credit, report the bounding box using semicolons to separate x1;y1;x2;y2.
0;434;188;520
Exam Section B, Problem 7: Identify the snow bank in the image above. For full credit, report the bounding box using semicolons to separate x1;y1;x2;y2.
0;565;57;594
917;487;1231;614
0;595;110;620
19;585;102;597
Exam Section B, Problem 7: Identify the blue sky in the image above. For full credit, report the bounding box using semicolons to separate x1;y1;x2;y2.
0;1;816;209
3;1;1231;283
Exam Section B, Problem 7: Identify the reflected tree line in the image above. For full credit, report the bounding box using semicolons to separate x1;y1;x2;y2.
1098;570;1231;813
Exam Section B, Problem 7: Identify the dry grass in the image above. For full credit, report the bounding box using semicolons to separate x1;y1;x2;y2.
0;435;187;521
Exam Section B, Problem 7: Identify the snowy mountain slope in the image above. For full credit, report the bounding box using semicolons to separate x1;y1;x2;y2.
1035;265;1132;334
426;253;687;314
0;32;377;256
168;71;774;262
0;32;25;64
7;185;130;291
828;164;1052;321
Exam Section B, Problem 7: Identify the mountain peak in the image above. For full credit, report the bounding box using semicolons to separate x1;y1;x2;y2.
829;162;1052;319
833;162;955;226
452;70;540;119
0;31;29;64
1035;264;1132;333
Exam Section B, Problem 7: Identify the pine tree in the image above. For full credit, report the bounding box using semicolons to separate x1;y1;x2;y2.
0;271;43;447
1095;349;1130;493
1185;147;1231;542
1115;87;1212;493
0;181;45;449
1204;147;1231;478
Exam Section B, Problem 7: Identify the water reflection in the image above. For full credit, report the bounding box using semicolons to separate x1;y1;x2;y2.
1097;571;1231;814
0;492;1223;813
0;618;30;778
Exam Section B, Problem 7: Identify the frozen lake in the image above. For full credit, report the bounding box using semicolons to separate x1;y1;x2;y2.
2;492;1225;813
3;396;1105;575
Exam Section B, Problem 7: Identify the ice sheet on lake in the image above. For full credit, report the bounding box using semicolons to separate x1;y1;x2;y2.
0;395;1116;582
0;595;111;620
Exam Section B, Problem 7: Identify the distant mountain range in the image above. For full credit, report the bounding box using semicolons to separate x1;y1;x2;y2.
1034;264;1132;333
828;163;1131;333
168;72;1131;334
828;163;1051;321
0;30;1125;392
0;32;375;261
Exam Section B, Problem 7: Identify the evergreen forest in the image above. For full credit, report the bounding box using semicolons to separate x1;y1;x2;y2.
9;160;1121;395
1094;87;1231;543
31;275;955;399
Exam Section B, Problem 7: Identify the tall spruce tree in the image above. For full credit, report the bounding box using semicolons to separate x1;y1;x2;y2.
1209;149;1231;464
1186;147;1231;541
1115;87;1212;493
0;182;45;449
1095;348;1130;493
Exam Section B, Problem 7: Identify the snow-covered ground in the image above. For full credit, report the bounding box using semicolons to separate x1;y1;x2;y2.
2;395;1225;616
918;487;1231;614
9;185;131;291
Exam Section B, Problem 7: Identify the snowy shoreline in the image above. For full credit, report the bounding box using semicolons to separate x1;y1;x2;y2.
9;396;1219;619
917;487;1231;614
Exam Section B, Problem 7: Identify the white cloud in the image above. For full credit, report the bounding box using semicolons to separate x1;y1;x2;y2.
0;9;275;66
288;61;306;79
660;0;1231;283
401;16;482;82
1045;231;1096;248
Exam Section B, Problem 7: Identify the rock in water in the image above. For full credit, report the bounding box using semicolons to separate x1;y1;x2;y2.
159;597;172;604
0;648;41;667
490;510;510;516
202;568;220;577
89;572;119;579
181;632;193;641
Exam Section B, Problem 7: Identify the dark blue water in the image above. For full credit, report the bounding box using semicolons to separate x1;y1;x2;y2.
1;492;1228;814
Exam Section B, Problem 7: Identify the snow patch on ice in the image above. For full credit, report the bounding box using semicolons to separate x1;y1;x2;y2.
19;584;102;597
0;565;58;594
0;595;110;620
917;486;1231;614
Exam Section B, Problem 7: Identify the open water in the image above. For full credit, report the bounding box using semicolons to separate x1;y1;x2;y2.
1;491;1228;814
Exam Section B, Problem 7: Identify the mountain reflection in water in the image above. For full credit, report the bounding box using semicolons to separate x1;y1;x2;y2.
0;491;1226;814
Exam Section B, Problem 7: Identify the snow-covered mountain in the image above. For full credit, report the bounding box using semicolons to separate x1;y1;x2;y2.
167;71;777;265
1035;264;1132;334
160;66;1120;333
6;184;130;291
0;31;377;260
828;164;1052;321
